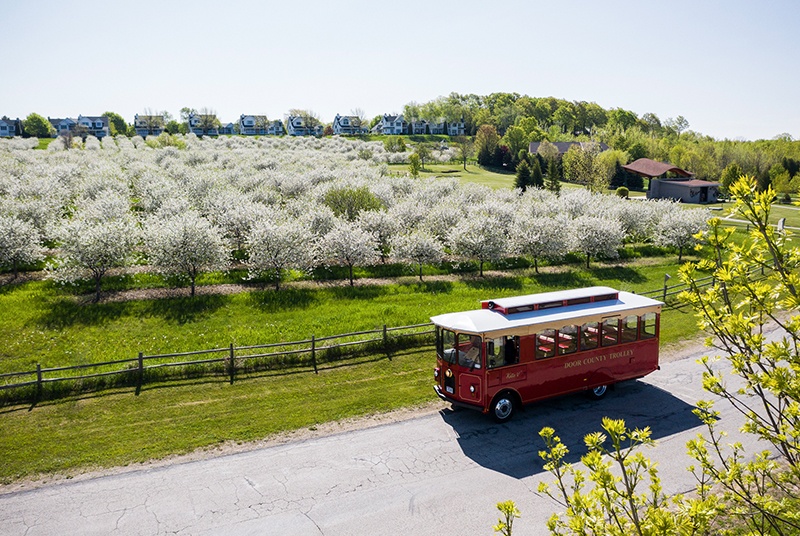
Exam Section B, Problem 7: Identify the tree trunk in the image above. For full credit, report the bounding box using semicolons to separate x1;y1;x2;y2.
349;264;354;286
678;246;683;262
94;275;102;303
191;277;196;297
534;257;539;274
479;260;484;277
586;254;591;269
418;263;423;282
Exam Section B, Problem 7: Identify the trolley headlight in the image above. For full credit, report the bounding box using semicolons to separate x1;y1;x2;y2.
434;367;440;379
469;385;476;394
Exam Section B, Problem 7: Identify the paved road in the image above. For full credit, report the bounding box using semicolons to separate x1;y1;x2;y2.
1;353;760;535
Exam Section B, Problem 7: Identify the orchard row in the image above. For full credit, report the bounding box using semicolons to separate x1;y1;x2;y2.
0;134;709;300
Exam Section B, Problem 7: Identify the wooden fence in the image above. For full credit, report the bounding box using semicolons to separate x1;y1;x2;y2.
0;323;434;402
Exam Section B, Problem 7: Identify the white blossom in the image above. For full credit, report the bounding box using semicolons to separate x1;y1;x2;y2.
0;215;45;278
357;210;398;264
654;206;709;260
569;215;625;268
450;215;507;276
247;218;310;290
318;219;379;286
391;230;444;281
49;196;139;302
510;215;569;272
145;211;229;296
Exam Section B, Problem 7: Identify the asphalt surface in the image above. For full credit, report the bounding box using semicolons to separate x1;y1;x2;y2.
0;352;761;535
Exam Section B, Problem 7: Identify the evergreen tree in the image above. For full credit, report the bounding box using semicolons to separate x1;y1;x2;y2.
610;161;626;188
545;159;561;194
515;160;531;191
531;159;544;189
627;172;644;190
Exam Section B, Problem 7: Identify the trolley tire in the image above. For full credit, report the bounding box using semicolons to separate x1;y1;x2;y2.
588;384;608;399
491;392;517;423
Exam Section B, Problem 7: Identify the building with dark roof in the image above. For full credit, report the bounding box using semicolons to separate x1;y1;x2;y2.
623;158;719;204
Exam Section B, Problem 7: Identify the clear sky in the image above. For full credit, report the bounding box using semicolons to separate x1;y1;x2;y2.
2;0;798;141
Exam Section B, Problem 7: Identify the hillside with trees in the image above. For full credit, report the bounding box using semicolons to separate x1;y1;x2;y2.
403;92;800;194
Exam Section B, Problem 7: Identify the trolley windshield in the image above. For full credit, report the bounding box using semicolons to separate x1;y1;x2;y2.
436;328;482;369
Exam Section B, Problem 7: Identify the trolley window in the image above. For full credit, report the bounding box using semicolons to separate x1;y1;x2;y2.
487;336;518;369
536;329;556;359
641;312;657;339
601;318;619;347
620;315;639;343
581;322;599;351
459;334;482;369
558;325;578;355
439;328;457;364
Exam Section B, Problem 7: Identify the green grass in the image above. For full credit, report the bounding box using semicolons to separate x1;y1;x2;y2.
0;255;705;482
0;346;434;483
711;198;800;229
0;257;692;373
35;138;55;150
388;162;517;189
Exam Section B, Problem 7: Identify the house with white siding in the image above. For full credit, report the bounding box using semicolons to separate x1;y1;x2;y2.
0;117;21;137
77;115;110;138
285;115;323;136
409;120;428;135
332;114;368;136
371;114;406;135
428;117;466;136
187;112;219;136
49;117;76;137
239;115;285;136
134;114;165;137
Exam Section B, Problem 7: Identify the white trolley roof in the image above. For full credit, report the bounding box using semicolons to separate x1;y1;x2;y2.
430;286;663;338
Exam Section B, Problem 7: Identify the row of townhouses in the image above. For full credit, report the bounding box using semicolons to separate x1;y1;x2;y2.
0;112;467;138
0;116;112;138
371;114;467;136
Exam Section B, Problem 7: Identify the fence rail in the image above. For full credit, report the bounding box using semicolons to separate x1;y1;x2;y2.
0;323;435;402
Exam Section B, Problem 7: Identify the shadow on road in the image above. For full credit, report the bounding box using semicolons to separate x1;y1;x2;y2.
440;379;699;479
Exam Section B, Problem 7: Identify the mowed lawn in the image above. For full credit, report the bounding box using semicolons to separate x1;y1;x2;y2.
0;259;693;373
388;162;516;189
0;257;704;482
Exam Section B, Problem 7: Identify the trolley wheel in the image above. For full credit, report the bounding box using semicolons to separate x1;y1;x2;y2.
588;384;608;399
491;392;517;423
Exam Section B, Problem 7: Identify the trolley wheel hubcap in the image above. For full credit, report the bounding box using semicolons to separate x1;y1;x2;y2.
494;397;513;420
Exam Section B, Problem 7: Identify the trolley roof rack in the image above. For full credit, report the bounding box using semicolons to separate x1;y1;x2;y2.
482;286;619;315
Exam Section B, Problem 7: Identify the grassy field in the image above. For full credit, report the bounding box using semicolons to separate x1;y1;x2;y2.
0;346;435;483
0;253;707;483
35;138;55;150
388;162;517;189
0;257;691;373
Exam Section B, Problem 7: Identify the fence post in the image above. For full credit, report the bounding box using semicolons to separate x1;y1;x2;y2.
383;324;392;361
663;273;670;302
311;335;318;374
36;363;42;400
137;352;144;393
229;343;235;385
